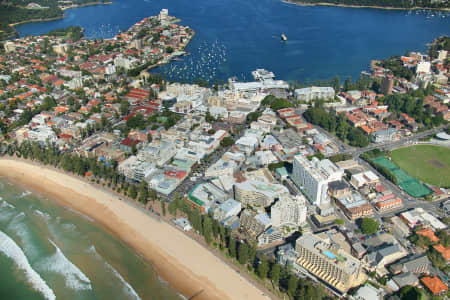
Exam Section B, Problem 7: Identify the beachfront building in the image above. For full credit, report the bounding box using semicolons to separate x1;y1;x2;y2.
294;86;335;102
233;180;290;208
213;199;242;222
271;195;307;228
118;156;156;182
291;156;343;206
137;140;177;167
186;182;228;213
295;233;367;293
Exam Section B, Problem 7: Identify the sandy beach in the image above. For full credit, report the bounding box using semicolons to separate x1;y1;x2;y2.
0;159;269;300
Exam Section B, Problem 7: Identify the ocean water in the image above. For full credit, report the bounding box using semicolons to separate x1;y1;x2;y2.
15;0;450;83
0;178;182;300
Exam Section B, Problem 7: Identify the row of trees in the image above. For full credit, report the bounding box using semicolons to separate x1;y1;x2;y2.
303;103;369;147
163;193;333;300
0;139;336;299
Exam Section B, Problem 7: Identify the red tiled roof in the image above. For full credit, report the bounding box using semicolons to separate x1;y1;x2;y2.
421;276;448;295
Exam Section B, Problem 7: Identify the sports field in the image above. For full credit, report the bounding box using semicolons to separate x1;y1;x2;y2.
390;145;450;188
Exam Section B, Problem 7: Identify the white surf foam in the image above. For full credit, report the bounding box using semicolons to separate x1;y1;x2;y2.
104;261;142;300
88;245;141;300
0;230;56;300
34;209;51;220
37;239;92;290
20;191;32;198
7;213;39;259
64;207;94;222
0;200;15;209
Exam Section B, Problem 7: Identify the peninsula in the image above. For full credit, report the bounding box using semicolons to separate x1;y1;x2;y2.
285;0;450;10
0;0;112;40
0;3;450;300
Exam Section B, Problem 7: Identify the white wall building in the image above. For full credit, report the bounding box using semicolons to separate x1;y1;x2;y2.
234;180;290;208
137;140;177;166
291;156;343;206
416;61;431;74
271;195;307;228
294;86;335;102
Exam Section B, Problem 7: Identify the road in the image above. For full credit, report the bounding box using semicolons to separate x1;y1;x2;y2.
337;124;449;158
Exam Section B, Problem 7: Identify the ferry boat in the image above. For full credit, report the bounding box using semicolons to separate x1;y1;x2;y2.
281;34;287;41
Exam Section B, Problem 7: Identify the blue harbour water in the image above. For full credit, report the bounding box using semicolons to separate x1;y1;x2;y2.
0;178;182;300
16;0;450;83
7;1;450;299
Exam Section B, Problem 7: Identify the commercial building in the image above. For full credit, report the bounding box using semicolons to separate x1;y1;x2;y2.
137;140;177;166
294;86;335;102
271;195;307;227
205;159;238;178
118;156;156;182
187;183;228;213
234;180;290;208
291;156;343;206
350;171;379;188
213;199;242;221
335;193;373;221
374;197;403;212
400;208;447;231
295;233;366;293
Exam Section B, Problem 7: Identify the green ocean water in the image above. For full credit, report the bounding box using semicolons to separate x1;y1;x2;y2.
0;177;183;300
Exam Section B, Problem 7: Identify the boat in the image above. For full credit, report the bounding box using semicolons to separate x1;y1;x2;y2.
281;34;287;41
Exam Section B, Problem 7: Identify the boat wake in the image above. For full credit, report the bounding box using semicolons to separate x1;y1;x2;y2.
0;230;56;300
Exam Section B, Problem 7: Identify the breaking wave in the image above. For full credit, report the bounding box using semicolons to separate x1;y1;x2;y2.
89;245;141;300
0;230;56;300
37;239;92;290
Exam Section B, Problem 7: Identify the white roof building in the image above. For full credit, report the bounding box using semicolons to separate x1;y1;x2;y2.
205;159;238;178
400;208;447;231
214;199;242;221
271;195;307;228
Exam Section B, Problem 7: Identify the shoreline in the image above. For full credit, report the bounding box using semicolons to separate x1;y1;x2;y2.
60;1;113;11
282;0;450;11
9;16;65;27
0;158;269;300
9;2;113;27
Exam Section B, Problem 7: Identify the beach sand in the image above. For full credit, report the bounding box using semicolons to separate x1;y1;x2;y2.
0;159;269;300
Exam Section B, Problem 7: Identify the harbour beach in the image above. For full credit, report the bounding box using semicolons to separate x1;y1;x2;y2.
0;159;268;300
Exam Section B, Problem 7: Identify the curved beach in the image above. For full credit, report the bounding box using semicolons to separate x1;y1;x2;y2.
0;159;269;300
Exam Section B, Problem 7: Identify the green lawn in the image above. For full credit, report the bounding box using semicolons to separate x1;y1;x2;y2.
390;145;450;188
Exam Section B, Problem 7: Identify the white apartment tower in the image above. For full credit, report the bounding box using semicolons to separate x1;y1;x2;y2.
291;156;343;206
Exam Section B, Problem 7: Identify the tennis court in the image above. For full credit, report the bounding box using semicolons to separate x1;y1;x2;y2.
371;157;431;198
